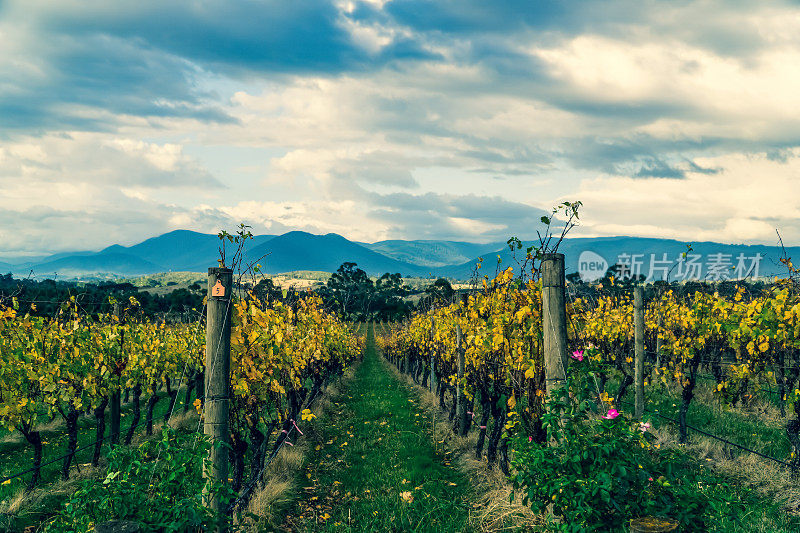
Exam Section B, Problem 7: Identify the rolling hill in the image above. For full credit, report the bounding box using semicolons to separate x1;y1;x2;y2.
439;237;800;281
1;230;798;282
243;232;426;276
362;240;504;267
101;230;276;272
23;252;164;278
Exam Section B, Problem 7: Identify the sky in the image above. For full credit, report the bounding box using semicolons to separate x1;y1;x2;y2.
1;0;799;257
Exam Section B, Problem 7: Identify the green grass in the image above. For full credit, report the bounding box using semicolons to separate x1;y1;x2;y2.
281;324;475;532
693;467;800;532
645;385;789;459
607;376;791;460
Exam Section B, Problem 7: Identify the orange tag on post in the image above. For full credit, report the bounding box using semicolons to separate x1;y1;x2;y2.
212;280;225;297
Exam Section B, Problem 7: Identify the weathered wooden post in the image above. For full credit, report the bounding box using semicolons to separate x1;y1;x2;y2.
542;254;568;397
110;303;123;445
634;285;646;418
204;267;233;529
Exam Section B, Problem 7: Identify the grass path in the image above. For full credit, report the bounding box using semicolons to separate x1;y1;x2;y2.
282;323;475;532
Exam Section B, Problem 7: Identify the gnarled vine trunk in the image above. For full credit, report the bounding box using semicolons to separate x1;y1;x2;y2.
20;426;42;491
125;384;142;445
145;385;159;436
93;398;108;466
475;395;492;459
62;405;79;480
164;376;178;423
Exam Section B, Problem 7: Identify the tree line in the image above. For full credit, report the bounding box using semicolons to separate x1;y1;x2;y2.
0;264;457;322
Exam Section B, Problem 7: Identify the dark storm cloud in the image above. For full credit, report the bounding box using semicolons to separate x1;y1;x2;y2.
0;32;231;132
381;0;785;58
0;0;437;133
39;1;436;74
382;0;585;34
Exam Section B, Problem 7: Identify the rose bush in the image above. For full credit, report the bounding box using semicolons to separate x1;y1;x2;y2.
510;348;706;531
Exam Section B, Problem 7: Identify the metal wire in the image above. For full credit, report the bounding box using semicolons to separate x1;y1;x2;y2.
617;399;794;469
0;415;155;486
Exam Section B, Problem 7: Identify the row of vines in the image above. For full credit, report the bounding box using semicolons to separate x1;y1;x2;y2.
379;266;800;473
0;292;362;499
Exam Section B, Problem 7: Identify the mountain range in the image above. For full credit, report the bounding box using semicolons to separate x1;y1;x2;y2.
1;230;798;282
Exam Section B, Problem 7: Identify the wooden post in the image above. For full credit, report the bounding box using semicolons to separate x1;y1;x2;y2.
204;267;232;528
542;254;568;397
634;285;645;419
110;303;123;445
429;317;436;393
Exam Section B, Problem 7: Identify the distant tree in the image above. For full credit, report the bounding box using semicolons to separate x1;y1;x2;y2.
253;278;283;303
0;274;203;321
318;262;375;320
373;273;413;321
419;278;455;309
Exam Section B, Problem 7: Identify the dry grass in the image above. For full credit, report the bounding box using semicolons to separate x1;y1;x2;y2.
385;361;543;532
0;417;66;448
0;460;104;528
129;409;199;447
237;367;358;531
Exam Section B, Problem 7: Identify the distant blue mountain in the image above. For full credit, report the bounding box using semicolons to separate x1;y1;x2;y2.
439;236;800;281
26;252;164;278
3;230;798;281
101;230;276;271
244;231;426;276
362;239;504;267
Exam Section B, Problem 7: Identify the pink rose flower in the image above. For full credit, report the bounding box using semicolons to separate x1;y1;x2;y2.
603;408;620;420
571;349;584;361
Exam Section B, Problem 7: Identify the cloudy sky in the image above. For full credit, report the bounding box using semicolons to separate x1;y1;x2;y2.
1;0;799;257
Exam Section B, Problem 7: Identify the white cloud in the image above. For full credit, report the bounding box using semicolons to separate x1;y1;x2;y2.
574;149;800;245
2;0;800;257
0;132;221;188
534;33;800;136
